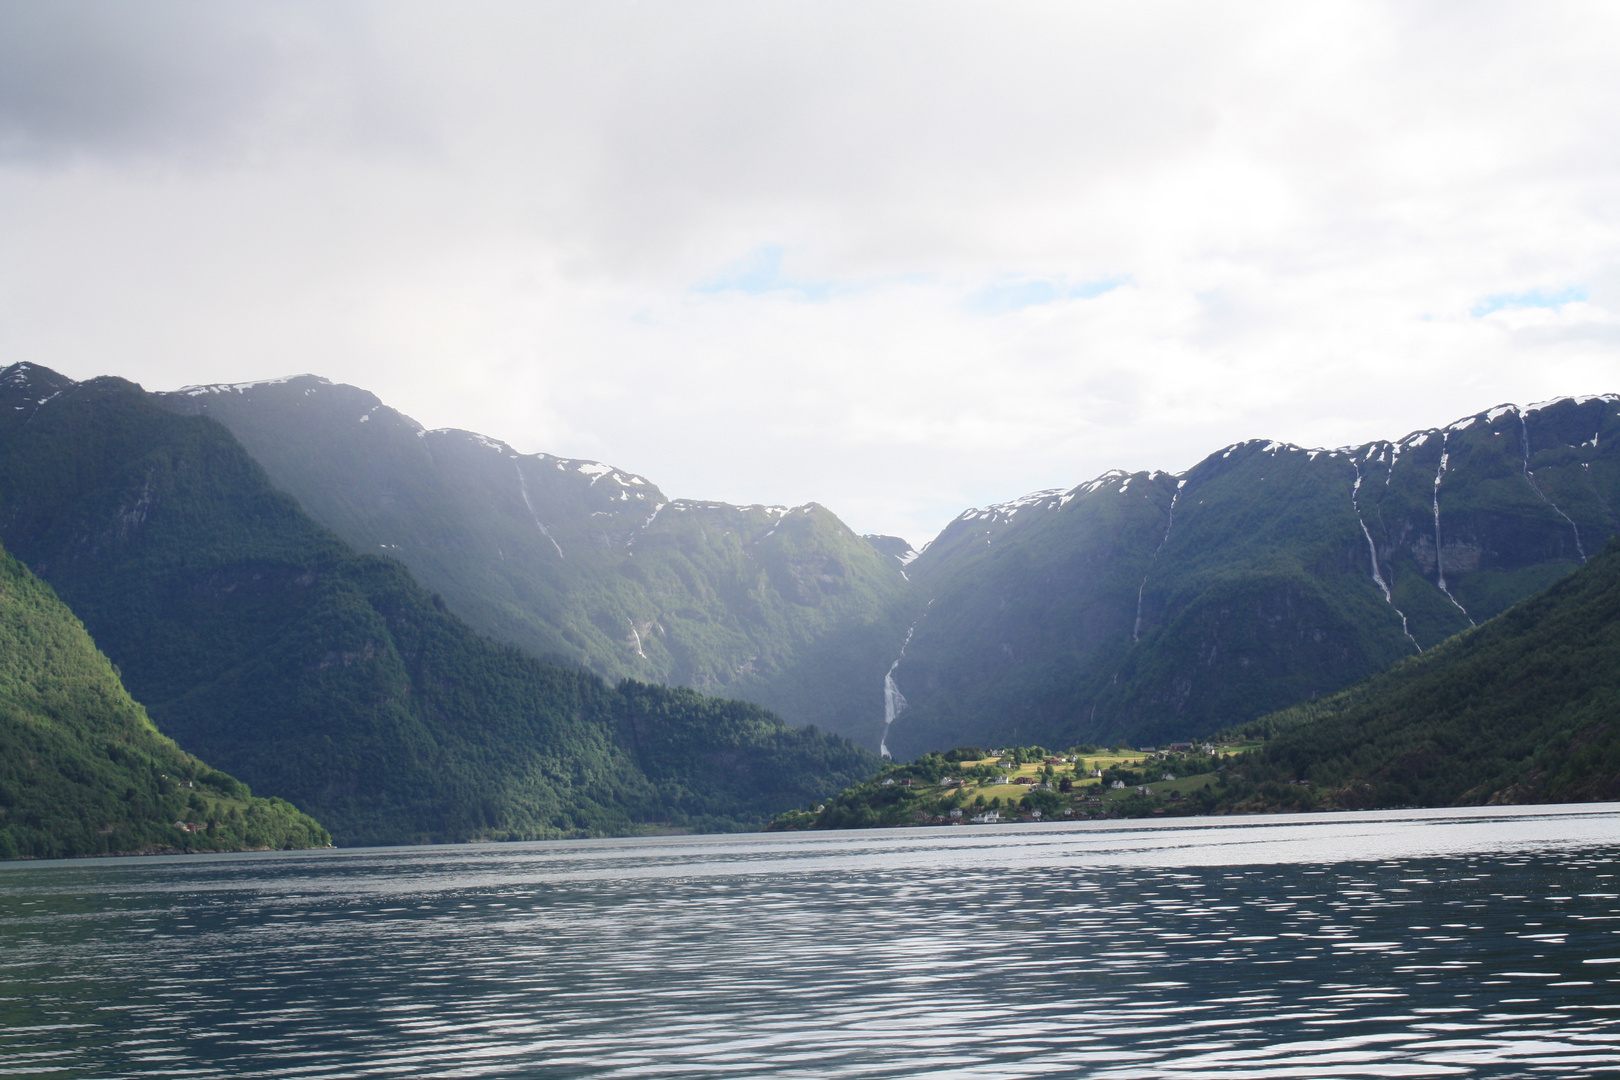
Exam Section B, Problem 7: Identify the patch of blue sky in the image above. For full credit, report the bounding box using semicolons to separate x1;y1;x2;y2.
965;275;1130;315
1471;285;1588;318
692;244;837;302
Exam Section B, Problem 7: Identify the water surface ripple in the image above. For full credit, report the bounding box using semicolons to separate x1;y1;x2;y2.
4;805;1620;1078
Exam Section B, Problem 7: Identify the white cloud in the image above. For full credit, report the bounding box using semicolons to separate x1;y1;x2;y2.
3;1;1619;544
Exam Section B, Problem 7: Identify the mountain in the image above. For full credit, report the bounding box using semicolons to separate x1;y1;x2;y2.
157;377;916;740
0;538;328;859
150;376;1620;758
773;535;1620;829
0;364;877;845
884;396;1620;756
1224;535;1620;809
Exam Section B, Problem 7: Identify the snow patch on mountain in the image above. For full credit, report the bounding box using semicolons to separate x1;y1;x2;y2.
177;375;323;396
1;363;69;409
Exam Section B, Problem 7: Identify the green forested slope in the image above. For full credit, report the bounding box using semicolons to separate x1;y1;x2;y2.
0;366;876;845
1231;536;1620;808
0;540;328;859
158;376;916;743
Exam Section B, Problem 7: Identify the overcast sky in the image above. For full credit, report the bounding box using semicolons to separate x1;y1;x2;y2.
3;1;1618;544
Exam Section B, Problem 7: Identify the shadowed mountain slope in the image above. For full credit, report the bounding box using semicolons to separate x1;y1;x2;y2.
0;538;328;859
0;365;876;845
884;396;1620;756
1235;535;1620;808
41;361;1616;762
157;377;915;741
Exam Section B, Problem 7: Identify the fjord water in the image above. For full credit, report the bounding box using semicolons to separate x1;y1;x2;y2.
4;806;1620;1079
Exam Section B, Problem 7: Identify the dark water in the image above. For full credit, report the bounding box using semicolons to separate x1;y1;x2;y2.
4;805;1620;1079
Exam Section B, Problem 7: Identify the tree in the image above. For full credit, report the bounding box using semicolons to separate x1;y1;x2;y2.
1024;789;1066;815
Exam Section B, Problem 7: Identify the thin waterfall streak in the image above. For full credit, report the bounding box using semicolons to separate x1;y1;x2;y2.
626;501;666;551
1352;467;1390;602
1432;434;1474;625
1518;410;1587;563
515;462;565;559
1352;462;1420;653
1133;485;1182;642
879;620;921;759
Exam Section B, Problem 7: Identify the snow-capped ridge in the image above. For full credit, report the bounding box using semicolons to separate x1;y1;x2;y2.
427;429;512;455
1;362;72;407
951;467;1194;529
428;433;661;494
176;374;328;397
668;499;808;517
2;361;54;387
1524;393;1620;414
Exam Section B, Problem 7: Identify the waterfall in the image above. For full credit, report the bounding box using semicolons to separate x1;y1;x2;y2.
1352;460;1420;653
1517;409;1587;563
1133;480;1184;642
515;461;565;558
878;622;919;759
1431;434;1474;625
627;619;647;658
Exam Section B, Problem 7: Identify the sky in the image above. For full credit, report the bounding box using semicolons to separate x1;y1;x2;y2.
2;1;1619;546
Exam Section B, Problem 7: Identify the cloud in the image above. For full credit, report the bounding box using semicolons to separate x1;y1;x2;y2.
3;2;1620;544
0;0;425;164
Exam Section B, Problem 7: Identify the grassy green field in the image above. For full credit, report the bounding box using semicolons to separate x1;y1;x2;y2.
942;749;1236;804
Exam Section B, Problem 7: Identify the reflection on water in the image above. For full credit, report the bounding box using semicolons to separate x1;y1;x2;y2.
3;805;1620;1078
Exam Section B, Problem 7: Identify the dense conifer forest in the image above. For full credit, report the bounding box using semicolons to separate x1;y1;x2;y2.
0;541;328;858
